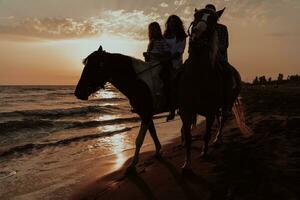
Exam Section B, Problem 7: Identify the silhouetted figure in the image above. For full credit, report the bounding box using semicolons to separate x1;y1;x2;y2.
277;73;284;85
253;76;259;85
180;7;242;172
144;22;171;64
143;22;171;101
205;4;229;63
259;76;267;85
204;4;234;115
268;77;272;84
163;15;187;121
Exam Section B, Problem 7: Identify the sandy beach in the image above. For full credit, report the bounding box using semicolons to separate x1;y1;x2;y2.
71;85;300;200
1;85;299;200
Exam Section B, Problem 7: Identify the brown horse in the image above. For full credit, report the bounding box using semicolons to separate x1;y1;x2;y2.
74;47;172;173
179;8;242;172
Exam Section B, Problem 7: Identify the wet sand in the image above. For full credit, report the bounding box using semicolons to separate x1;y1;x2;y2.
0;117;182;200
72;85;300;200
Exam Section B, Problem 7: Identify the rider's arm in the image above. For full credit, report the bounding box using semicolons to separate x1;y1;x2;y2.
219;25;229;51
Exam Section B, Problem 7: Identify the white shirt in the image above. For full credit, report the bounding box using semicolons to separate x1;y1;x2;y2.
165;37;186;69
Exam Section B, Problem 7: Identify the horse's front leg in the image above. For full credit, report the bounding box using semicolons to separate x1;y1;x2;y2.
213;111;225;146
148;120;162;157
127;120;150;173
201;115;215;157
181;118;192;172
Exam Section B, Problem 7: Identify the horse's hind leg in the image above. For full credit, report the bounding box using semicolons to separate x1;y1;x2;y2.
148;120;162;157
201;115;215;157
127;120;150;173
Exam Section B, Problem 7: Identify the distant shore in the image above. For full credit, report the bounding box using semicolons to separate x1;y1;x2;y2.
72;85;300;200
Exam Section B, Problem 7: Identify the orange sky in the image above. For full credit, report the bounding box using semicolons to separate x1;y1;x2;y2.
0;0;299;84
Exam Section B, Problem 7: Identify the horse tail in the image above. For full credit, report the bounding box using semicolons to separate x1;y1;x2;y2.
229;65;253;137
232;97;254;138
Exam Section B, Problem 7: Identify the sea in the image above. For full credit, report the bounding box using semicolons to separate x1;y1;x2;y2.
0;85;181;198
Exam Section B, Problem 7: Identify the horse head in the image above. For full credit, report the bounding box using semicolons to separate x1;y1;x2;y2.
75;45;112;100
189;8;225;66
190;8;225;42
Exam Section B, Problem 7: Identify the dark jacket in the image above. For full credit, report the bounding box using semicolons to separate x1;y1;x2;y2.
216;23;229;63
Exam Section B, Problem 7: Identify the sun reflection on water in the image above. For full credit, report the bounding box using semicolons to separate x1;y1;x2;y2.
95;114;119;121
94;90;116;99
96;130;129;169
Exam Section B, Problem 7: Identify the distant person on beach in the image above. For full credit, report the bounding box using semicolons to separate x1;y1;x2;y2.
163;15;187;121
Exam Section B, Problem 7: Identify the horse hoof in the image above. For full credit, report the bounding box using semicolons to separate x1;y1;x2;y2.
125;166;137;176
200;151;207;158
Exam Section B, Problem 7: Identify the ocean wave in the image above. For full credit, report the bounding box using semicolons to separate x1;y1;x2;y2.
0;127;132;158
0;114;168;136
0;105;121;119
68;114;168;129
0;116;137;134
0;119;56;134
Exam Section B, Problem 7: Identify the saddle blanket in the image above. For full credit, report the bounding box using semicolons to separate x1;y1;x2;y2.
131;57;164;107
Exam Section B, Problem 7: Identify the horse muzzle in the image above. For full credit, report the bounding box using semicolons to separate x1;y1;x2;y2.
74;87;89;100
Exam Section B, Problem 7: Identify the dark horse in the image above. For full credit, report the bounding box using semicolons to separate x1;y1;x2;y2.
179;8;242;171
75;48;169;173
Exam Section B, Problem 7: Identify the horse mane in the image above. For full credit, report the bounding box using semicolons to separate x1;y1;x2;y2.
82;50;109;65
82;51;98;65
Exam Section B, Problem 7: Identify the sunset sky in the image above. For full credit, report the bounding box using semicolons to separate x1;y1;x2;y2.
0;0;299;84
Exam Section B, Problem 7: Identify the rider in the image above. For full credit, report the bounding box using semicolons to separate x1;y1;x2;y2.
205;4;234;115
163;15;187;121
144;22;171;100
205;4;228;65
144;22;171;63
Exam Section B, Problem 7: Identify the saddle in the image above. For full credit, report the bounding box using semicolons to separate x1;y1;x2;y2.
131;57;166;110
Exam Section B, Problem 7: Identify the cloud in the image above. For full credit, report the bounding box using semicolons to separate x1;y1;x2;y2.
0;17;98;39
0;9;162;41
183;7;192;15
94;10;161;40
160;2;169;8
174;0;185;6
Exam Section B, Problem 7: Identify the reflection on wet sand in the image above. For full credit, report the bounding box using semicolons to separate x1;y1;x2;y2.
96;131;128;169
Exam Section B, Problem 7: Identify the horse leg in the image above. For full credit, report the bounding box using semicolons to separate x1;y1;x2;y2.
201;115;215;157
191;115;197;130
127;119;150;173
213;111;225;145
148;120;162;157
180;126;185;147
181;117;193;172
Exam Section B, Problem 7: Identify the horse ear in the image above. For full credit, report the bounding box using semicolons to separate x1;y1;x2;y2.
216;7;225;18
194;8;199;13
98;45;103;52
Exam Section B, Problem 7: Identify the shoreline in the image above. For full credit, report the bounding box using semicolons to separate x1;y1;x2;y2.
72;85;300;200
1;85;299;199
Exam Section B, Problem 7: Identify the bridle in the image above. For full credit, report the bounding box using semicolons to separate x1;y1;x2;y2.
187;12;210;37
188;10;217;47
